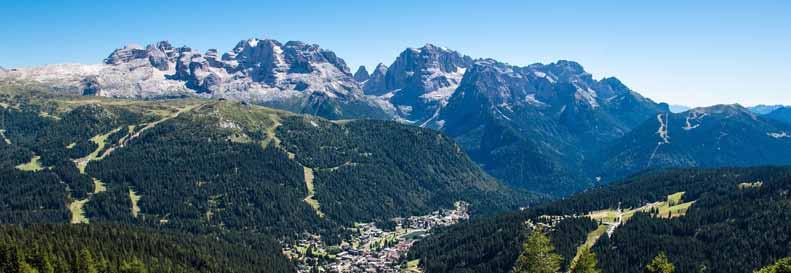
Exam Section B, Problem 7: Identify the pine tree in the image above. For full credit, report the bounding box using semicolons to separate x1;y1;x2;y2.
96;255;113;273
75;248;98;273
645;252;674;273
28;246;54;273
120;257;148;273
512;229;563;273
0;244;25;273
53;257;70;273
306;245;315;258
571;248;601;273
19;261;39;273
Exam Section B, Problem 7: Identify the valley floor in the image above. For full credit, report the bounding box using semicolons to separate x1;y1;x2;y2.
283;202;470;273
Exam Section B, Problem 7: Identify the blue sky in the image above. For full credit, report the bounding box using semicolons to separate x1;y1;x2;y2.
1;1;789;106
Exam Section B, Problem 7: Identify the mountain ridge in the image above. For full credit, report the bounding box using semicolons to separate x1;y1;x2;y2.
4;38;791;196
599;104;791;180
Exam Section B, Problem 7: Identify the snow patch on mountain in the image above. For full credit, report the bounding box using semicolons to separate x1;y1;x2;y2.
683;111;707;130
574;84;600;109
246;38;259;48
648;113;671;167
524;94;548;107
657;113;670;144
768;132;790;139
420;67;466;101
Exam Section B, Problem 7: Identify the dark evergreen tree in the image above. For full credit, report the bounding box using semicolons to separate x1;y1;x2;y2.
645;252;674;273
512;229;562;273
571;249;601;273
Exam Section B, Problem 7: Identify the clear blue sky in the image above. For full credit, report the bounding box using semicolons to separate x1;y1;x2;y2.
1;0;789;107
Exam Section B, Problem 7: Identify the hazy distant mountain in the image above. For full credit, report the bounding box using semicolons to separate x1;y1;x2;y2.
600;104;791;179
749;104;785;115
669;104;691;113
763;106;791;124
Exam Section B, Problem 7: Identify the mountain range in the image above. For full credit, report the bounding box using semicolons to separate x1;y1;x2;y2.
763;106;791;124
2;37;791;273
3;38;791;195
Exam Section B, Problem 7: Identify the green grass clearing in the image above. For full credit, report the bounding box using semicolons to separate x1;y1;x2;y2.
92;178;106;194
568;224;608;272
302;167;325;218
404;259;423;273
667;192;685;206
588;210;619;223
658;200;695;218
69;199;89;224
74;127;124;173
38;111;61;120
570;191;696;271
15;155;43;171
129;188;142;218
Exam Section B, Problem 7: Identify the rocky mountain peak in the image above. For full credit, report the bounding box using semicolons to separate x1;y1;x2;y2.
526;60;593;85
7;38;387;120
353;66;369;82
373;63;388;74
104;44;149;65
364;44;474;123
553;60;586;74
400;43;473;74
362;63;389;95
104;40;178;71
224;38;352;78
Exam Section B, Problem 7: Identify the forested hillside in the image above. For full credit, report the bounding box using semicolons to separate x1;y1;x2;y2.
410;167;791;273
0;83;533;271
0;224;294;273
